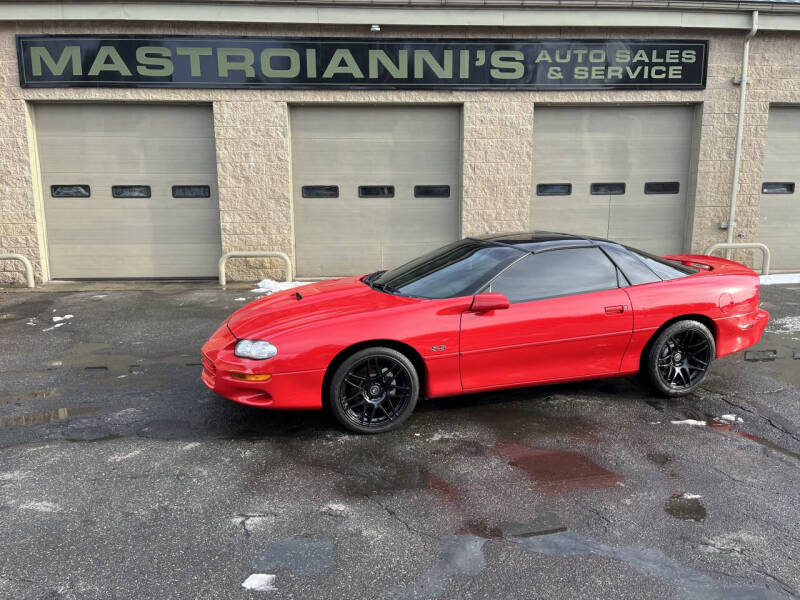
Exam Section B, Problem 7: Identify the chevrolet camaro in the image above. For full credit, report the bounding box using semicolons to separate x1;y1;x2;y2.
202;232;769;433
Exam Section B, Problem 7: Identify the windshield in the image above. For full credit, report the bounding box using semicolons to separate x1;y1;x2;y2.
371;240;523;299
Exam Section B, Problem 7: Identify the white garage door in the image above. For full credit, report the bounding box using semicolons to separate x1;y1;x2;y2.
760;106;800;272
531;106;695;255
36;104;221;278
291;106;461;277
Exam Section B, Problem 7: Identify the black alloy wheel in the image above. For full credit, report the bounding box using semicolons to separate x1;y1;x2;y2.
330;347;419;433
647;320;715;397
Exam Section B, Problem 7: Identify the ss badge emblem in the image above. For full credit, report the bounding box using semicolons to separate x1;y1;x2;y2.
431;345;446;352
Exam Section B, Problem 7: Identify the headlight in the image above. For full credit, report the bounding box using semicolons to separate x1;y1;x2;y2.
234;339;277;360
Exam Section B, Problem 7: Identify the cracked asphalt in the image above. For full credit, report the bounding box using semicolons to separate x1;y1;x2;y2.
0;280;798;599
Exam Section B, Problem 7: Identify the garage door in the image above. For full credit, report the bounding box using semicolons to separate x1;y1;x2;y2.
291;106;460;277
760;107;800;272
531;106;695;255
36;104;221;278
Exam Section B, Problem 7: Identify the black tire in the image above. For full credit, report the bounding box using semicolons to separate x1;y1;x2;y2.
647;320;715;397
329;347;419;434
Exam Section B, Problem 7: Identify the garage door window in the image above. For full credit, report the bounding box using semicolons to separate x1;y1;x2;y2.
51;185;90;198
536;183;572;196
414;185;450;198
358;185;394;198
644;182;680;195
761;182;795;194
301;185;339;198
590;183;626;195
112;185;151;198
490;247;618;303
172;185;211;198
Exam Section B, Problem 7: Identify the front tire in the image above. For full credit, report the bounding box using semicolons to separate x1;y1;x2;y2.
329;347;419;434
647;320;715;397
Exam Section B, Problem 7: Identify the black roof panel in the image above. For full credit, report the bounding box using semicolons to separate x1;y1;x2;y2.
473;230;598;252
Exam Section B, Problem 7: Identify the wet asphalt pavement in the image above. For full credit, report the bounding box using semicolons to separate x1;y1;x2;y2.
0;280;798;599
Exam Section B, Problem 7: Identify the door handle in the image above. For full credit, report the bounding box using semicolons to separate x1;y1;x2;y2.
604;305;627;314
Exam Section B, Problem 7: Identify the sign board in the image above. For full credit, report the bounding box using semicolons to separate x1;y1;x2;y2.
17;35;708;90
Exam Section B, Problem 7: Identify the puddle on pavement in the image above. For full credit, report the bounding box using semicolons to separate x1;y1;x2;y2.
339;461;458;500
460;520;504;539
424;393;596;442
251;536;334;576
677;407;800;459
499;508;567;538
738;432;800;461
646;452;672;467
498;443;622;492
389;534;486;600
665;493;707;522
0;387;60;406
0;406;99;427
513;531;780;599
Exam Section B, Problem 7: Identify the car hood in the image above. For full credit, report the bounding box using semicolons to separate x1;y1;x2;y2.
226;276;419;339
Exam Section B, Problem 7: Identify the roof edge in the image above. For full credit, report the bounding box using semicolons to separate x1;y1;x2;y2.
2;2;800;31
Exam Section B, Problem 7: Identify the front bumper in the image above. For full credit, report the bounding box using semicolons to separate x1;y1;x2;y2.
200;322;325;410
715;308;770;357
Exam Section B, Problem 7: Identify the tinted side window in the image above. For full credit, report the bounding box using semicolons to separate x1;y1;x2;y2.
601;244;661;285
628;247;697;280
490;247;618;303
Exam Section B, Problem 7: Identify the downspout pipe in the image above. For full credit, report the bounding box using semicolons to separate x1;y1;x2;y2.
726;9;758;259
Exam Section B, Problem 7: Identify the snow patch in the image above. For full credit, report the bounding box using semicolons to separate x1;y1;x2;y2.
760;273;800;285
429;431;465;442
108;449;141;463
52;314;74;322
719;414;743;423
250;279;313;295
682;493;703;499
41;322;65;332
234;297;246;301
20;501;60;513
671;419;706;427
767;315;800;335
241;573;277;592
182;442;201;450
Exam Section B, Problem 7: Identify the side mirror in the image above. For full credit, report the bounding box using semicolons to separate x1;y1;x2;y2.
469;292;510;313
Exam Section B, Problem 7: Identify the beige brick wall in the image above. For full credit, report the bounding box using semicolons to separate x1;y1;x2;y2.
0;20;795;283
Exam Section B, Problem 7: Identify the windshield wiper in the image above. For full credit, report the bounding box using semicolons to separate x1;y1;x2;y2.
364;270;386;289
371;280;398;295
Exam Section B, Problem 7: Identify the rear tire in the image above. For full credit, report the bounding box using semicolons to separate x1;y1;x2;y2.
647;320;715;397
329;347;419;434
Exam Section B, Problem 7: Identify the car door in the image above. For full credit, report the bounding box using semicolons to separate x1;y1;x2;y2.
459;246;633;392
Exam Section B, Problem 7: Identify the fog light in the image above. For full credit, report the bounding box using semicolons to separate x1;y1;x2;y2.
230;372;272;382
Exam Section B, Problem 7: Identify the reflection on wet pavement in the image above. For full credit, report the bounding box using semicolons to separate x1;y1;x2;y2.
513;531;782;599
0;406;98;427
498;443;622;491
738;432;800;461
251;536;335;577
665;494;707;522
389;534;486;599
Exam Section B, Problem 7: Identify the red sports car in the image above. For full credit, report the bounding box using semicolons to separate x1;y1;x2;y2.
202;232;768;433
